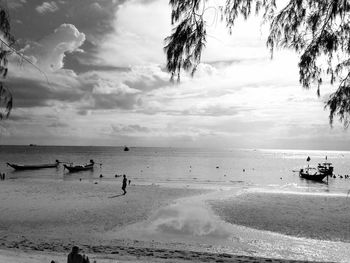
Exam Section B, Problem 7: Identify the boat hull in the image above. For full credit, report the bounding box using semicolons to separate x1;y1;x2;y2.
317;165;333;176
7;162;59;170
64;164;94;173
299;171;328;182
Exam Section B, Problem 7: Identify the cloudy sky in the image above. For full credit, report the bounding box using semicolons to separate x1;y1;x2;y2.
0;0;347;149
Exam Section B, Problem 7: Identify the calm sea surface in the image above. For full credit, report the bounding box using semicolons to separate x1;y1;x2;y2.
1;145;350;193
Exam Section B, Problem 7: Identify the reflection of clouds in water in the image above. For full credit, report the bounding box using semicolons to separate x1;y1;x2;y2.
147;202;232;238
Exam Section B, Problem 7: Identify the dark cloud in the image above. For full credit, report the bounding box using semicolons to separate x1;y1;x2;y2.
75;66;170;111
7;77;84;108
6;67;150;111
76;109;88;115
63;50;131;74
47;121;68;128
9;0;128;72
80;92;141;111
4;113;32;122
9;0;125;40
137;104;252;117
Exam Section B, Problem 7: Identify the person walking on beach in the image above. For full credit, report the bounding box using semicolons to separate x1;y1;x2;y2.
122;174;127;195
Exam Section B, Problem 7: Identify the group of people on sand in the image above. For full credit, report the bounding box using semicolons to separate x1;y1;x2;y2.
0;173;5;180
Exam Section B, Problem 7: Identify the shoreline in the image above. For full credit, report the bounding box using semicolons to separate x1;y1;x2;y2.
1;178;350;262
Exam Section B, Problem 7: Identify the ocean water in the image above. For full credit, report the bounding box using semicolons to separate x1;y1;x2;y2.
1;145;350;193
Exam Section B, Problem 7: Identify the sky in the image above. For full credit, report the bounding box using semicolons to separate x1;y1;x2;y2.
0;0;348;150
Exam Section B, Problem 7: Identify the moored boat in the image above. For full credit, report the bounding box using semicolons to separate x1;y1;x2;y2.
299;167;328;182
7;160;60;170
317;161;334;176
64;160;94;173
298;156;333;182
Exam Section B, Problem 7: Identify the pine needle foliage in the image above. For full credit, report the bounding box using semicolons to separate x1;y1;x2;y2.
165;0;350;127
164;0;206;82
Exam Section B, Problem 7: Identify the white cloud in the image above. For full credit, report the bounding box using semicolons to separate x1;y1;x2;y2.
97;0;171;67
36;1;59;14
22;24;86;72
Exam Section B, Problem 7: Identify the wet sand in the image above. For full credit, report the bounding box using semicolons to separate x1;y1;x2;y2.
209;191;350;242
0;179;207;247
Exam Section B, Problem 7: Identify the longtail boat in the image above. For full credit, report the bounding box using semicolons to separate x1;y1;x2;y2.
298;156;333;182
7;160;60;170
64;160;94;173
299;167;328;182
317;161;334;176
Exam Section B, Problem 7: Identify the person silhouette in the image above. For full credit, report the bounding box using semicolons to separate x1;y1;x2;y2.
122;174;127;195
67;246;87;263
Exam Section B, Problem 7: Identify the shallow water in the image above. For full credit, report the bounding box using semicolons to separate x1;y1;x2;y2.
1;146;350;192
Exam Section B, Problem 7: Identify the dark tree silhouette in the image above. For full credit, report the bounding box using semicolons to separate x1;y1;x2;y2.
0;2;14;119
165;0;350;126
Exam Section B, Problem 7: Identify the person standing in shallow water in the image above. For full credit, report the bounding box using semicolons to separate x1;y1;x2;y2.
122;174;127;195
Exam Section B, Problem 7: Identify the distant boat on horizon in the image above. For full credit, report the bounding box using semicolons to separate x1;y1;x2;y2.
29;144;37;147
124;146;130;151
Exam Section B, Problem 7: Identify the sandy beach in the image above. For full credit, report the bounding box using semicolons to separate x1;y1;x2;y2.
0;179;207;246
1;178;350;263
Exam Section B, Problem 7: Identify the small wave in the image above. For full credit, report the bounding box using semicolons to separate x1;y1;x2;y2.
246;187;350;197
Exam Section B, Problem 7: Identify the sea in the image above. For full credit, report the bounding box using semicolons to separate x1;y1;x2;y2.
1;145;350;193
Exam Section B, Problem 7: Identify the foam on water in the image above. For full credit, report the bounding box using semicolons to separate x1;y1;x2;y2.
246;186;350;197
